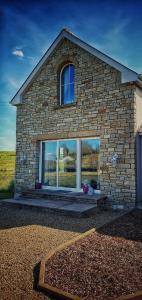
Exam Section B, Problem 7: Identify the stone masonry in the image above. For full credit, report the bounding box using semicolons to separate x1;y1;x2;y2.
15;38;138;208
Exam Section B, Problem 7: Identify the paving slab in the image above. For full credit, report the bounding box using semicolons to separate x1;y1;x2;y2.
4;199;73;208
60;203;97;212
3;198;98;217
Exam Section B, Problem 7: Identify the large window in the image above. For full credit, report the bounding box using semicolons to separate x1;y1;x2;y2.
41;138;100;191
60;64;74;105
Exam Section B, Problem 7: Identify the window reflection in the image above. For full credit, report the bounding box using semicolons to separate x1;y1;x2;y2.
59;140;76;188
42;142;57;186
42;138;100;190
81;139;100;190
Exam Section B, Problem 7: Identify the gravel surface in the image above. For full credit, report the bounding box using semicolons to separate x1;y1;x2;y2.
0;201;124;300
45;210;142;300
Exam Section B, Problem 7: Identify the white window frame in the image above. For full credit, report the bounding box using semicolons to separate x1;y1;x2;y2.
60;63;74;105
39;137;100;192
39;141;42;183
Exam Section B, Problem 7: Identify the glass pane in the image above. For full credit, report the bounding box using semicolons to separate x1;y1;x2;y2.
70;65;74;83
42;141;57;186
81;139;100;190
62;65;70;85
70;83;74;103
62;84;70;104
59;140;76;188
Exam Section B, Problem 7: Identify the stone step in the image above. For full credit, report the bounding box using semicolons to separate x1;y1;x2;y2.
3;198;99;217
21;189;107;209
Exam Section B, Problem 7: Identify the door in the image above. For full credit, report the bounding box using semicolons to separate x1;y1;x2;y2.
58;140;77;188
81;139;100;189
42;140;77;190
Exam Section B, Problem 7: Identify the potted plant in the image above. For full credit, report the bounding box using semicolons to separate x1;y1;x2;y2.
82;179;89;194
35;181;42;189
90;179;97;190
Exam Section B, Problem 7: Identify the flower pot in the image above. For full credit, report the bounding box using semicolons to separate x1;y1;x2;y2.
35;182;42;189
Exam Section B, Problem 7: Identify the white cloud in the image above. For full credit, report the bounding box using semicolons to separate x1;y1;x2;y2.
11;48;36;65
12;49;24;58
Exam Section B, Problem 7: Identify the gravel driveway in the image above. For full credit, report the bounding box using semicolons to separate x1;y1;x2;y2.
0;201;124;300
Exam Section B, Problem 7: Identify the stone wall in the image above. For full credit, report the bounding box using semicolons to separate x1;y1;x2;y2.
15;38;137;208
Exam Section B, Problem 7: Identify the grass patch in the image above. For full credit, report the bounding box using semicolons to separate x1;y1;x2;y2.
0;191;13;199
0;151;16;199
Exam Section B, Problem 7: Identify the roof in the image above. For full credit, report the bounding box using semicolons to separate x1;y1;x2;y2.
11;28;142;105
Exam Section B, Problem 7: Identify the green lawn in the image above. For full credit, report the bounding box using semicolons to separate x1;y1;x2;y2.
0;151;16;199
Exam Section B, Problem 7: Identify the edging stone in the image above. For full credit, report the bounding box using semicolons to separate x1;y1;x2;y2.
116;291;142;300
38;229;95;300
38;227;142;300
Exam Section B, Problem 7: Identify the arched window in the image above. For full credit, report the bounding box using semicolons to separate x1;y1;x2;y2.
60;63;75;105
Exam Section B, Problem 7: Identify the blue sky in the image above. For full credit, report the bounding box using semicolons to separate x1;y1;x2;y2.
1;0;142;151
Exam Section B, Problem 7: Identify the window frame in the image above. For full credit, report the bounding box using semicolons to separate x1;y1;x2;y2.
39;137;101;192
60;63;75;105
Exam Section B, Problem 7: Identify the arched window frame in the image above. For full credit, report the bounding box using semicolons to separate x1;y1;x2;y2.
60;63;75;105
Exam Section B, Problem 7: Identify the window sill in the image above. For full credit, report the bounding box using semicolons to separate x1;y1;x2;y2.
54;102;77;110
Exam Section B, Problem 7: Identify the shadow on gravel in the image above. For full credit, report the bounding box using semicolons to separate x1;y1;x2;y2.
0;202;97;233
33;262;40;291
97;209;142;242
33;262;58;300
0;201;111;233
1;202;142;242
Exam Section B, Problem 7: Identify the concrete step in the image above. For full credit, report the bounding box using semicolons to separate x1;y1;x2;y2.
21;189;107;208
3;198;99;217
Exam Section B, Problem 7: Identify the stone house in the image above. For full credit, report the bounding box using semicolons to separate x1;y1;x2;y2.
11;29;142;208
